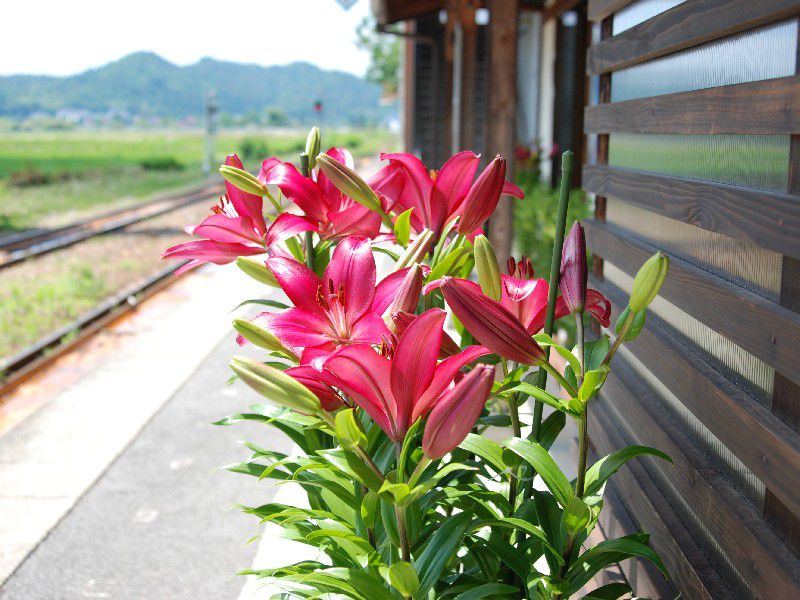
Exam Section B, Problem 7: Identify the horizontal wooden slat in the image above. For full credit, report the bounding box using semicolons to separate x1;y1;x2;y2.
594;277;800;519
598;357;800;598
587;0;634;22
581;164;800;260
584;75;800;134
585;219;800;386
587;0;800;75
591;402;731;599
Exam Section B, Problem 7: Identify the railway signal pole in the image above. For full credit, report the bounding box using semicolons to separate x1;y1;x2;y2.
203;92;218;175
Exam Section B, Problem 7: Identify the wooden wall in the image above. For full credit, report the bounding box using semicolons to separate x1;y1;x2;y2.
583;0;800;598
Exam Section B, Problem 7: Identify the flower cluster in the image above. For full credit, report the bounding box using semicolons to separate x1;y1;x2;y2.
164;129;671;599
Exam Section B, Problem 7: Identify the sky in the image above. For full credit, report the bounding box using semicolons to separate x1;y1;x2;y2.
0;0;372;77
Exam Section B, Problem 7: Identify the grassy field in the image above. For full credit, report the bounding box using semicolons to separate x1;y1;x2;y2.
0;128;397;232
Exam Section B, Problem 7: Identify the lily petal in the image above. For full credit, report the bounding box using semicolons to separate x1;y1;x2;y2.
265;257;323;315
433;150;480;219
162;239;264;264
323;236;377;323
285;365;343;412
264;212;319;247
390;309;445;432
192;213;263;245
257;309;334;351
259;160;328;223
224;154;266;234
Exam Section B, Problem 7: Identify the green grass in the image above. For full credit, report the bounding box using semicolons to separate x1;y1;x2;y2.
0;128;398;232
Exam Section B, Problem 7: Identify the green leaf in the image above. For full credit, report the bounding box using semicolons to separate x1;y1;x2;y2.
454;583;520;599
394;208;414;246
361;490;380;529
583;335;611;372
504;438;574;507
581;582;633;599
378;479;411;504
414;511;472;598
533;332;582;375
334;409;367;450
566;534;668;594
231;298;289;312
472;517;561;560
373;246;401;261
428;243;469;281
386;561;419;596
578;365;610;403
538;411;567;451
562;496;592;536
317;449;383;492
511;382;577;417
459;433;507;474
584;445;672;496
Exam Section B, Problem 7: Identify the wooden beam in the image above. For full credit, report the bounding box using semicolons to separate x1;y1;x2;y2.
581;164;800;260
587;0;800;75
486;0;519;268
584;75;800;134
591;402;732;599
597;356;800;598
376;0;445;25
587;0;635;22
543;0;582;20
585;219;800;387
594;277;800;520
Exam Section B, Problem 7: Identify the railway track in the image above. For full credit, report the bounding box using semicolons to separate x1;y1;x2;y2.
0;179;224;269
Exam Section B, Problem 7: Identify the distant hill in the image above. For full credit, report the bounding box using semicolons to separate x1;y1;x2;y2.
0;52;387;125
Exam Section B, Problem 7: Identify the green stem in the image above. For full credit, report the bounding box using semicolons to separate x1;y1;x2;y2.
601;309;635;367
394;442;411;563
299;153;315;271
408;455;431;488
530;151;574;441
540;361;578;398
574;311;588;498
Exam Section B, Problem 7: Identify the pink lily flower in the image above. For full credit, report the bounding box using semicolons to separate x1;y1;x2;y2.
370;151;523;239
240;236;414;361
319;308;489;441
259;147;382;240
422;364;495;460
162;154;315;276
559;221;588;315
284;365;344;412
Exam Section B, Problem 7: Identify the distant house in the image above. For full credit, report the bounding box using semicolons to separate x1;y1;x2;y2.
371;1;800;598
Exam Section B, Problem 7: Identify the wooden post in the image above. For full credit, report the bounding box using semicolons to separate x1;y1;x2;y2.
486;0;519;267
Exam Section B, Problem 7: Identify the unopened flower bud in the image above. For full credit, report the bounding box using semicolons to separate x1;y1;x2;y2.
394;230;434;271
219;164;268;196
232;319;295;357
305;127;321;170
316;154;382;213
235;257;279;287
560;221;587;314
615;306;647;341
474;235;502;301
457;156;506;235
230;356;321;414
629;252;669;312
386;264;424;326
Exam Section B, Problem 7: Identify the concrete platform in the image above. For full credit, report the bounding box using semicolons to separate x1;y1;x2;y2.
0;264;292;597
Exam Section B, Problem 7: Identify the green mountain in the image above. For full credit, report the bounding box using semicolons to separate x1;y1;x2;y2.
0;52;386;125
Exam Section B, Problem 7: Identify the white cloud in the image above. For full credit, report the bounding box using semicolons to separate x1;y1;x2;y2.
0;0;371;76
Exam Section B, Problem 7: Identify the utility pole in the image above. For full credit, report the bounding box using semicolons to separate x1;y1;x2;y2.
203;91;218;175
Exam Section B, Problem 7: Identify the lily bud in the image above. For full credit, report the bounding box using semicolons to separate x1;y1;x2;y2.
457;155;505;235
232;319;296;358
315;154;382;213
394;229;434;271
615;306;647;341
305;127;321;170
559;221;588;314
474;235;502;301
629;252;669;312
230;356;321;414
219;164;268;196
236;257;279;287
422;365;495;460
385;264;424;326
441;277;546;365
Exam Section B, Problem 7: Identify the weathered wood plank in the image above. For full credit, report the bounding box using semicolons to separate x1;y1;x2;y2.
585;219;800;386
594;277;800;520
584;75;800;134
587;0;634;22
598;357;800;598
591;402;731;599
581;164;800;260
587;0;800;75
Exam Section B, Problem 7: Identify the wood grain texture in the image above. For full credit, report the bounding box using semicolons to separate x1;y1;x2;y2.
591;402;731;600
581;164;800;260
587;0;635;22
587;0;800;75
584;75;800;134
594;277;800;520
585;219;800;386
597;360;800;598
